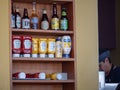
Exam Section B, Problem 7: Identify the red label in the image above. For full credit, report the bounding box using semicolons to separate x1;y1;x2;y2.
12;36;22;54
22;36;32;54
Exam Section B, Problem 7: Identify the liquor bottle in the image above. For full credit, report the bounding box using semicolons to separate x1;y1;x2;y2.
15;8;21;29
41;9;49;30
22;8;30;29
11;2;15;28
31;2;39;29
51;3;59;30
60;8;68;31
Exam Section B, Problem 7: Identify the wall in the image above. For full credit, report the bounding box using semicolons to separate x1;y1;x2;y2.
0;0;98;90
76;0;98;90
111;0;120;65
0;0;10;90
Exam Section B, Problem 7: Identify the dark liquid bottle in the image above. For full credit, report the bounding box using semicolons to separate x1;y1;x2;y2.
22;8;30;29
11;2;15;28
15;8;21;29
51;3;59;30
41;9;49;30
60;8;68;30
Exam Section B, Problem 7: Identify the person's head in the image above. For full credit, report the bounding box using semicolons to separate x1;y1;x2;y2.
99;51;112;75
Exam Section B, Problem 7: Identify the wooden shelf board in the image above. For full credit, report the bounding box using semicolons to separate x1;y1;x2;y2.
12;79;75;84
12;29;74;35
12;57;75;62
13;0;73;4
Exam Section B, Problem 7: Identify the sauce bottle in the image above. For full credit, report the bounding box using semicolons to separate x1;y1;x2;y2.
48;38;55;58
32;38;39;58
12;35;22;57
62;35;71;58
22;36;32;57
39;38;47;58
55;37;62;58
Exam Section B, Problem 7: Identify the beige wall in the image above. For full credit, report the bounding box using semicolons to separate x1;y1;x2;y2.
0;0;10;90
0;0;98;90
76;0;98;90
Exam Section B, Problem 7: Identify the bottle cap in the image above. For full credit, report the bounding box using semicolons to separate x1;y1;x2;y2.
23;54;31;57
32;54;38;58
13;54;20;57
39;72;46;79
63;54;70;58
39;54;46;58
43;9;47;14
18;72;26;79
48;54;54;58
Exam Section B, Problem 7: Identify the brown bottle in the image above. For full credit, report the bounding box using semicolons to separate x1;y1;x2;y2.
22;8;30;29
41;9;49;30
31;2;39;29
51;3;59;30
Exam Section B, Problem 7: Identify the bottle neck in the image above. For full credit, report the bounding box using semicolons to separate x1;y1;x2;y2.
23;9;28;17
53;3;57;15
32;2;36;13
62;11;67;16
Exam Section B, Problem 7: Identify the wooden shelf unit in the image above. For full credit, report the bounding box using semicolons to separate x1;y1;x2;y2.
10;0;76;90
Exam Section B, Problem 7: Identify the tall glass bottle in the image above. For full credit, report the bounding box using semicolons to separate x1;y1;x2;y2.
31;2;38;29
15;7;21;29
11;2;15;28
60;8;68;31
22;8;30;29
41;9;49;30
51;3;59;30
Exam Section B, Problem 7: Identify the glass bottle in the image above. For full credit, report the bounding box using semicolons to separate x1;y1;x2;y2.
22;8;30;29
31;2;39;29
60;8;68;31
15;7;21;29
51;3;59;30
11;2;15;28
41;9;49;30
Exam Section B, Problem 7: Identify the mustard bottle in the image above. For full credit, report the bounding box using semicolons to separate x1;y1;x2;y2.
47;38;55;58
39;38;47;58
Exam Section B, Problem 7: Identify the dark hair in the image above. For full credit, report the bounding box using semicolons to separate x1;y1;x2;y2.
116;83;120;90
100;57;111;63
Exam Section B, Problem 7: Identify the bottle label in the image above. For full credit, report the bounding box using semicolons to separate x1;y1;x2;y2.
13;39;21;49
56;41;62;58
40;41;47;52
11;15;15;28
60;19;68;30
62;36;71;55
24;40;31;49
22;19;30;29
41;21;49;30
16;15;21;28
51;18;59;30
31;17;38;29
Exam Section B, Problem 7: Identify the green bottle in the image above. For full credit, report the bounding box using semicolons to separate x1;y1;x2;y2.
60;8;68;31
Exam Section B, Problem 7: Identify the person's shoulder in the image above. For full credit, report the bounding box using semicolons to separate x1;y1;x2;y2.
113;66;120;74
116;83;120;90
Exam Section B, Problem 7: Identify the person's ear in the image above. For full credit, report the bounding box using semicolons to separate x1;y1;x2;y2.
105;58;109;63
